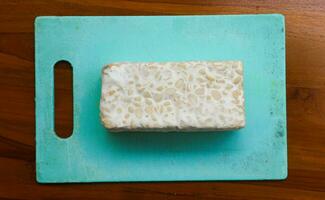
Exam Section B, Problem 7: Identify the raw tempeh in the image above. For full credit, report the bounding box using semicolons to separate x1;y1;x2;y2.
100;61;245;132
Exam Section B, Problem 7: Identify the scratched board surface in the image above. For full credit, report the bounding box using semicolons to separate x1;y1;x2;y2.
35;15;287;183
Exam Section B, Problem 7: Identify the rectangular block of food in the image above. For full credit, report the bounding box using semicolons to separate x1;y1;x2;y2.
100;61;245;132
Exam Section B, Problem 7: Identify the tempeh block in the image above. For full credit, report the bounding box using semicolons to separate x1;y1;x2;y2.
100;61;245;132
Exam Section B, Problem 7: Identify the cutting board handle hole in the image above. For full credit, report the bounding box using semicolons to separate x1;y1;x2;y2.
54;60;73;139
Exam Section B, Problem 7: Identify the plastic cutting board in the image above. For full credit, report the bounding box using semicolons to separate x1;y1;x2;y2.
35;15;287;183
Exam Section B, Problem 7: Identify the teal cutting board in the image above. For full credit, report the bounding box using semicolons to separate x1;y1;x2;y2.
35;15;287;183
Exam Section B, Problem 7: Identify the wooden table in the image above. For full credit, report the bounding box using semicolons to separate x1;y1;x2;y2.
0;1;324;199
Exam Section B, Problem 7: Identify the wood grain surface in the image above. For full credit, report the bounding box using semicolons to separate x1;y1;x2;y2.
0;0;325;199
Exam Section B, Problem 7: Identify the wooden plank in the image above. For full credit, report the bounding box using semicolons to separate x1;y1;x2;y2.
0;0;324;199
